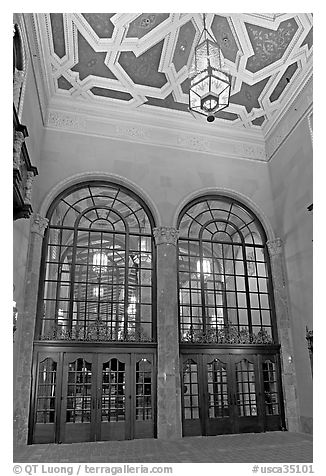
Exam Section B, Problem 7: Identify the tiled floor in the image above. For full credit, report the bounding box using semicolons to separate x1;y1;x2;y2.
14;432;313;463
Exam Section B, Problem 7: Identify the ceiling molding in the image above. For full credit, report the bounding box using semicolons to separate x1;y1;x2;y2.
44;106;267;162
265;75;313;160
22;13;312;158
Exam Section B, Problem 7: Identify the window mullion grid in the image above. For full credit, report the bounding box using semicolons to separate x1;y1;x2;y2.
68;226;79;334
253;245;263;332
84;231;91;339
231;244;240;330
210;241;218;334
221;243;228;327
123;232;129;339
242;242;253;336
199;237;207;334
53;228;63;330
97;231;103;326
264;245;277;343
188;241;194;340
136;237;141;337
110;236;115;338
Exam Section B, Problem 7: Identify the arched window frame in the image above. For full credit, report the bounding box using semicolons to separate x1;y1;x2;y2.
35;181;156;343
177;195;277;345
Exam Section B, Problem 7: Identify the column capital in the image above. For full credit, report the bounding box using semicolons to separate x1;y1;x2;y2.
267;238;283;256
31;213;49;236
153;227;179;246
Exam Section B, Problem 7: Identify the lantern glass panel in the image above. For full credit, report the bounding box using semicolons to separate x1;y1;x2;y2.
190;91;201;108
218;87;230;106
207;40;223;69
191;70;208;87
211;77;229;96
193;76;210;96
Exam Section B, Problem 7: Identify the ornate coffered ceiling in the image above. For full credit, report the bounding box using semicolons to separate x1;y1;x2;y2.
23;13;313;157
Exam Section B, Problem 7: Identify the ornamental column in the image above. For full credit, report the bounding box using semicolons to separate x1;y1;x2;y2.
14;213;49;445
267;238;300;432
153;227;182;439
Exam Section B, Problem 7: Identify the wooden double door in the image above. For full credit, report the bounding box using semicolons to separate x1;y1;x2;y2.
31;348;156;444
181;350;284;437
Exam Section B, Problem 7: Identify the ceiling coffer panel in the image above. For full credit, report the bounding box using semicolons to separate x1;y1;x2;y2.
44;13;312;130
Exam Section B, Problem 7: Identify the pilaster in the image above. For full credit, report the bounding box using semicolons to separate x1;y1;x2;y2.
14;213;48;445
153;227;182;439
267;237;300;432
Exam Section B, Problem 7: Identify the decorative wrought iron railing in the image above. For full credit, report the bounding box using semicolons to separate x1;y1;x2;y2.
180;323;274;345
39;321;155;343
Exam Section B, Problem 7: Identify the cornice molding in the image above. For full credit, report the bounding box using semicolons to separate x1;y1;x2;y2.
44;106;268;162
265;74;313;160
46;110;86;131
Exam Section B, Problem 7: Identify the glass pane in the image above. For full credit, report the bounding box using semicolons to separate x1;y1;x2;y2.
262;359;279;415
235;359;257;417
66;358;92;423
36;358;57;424
136;358;152;421
101;358;126;422
183;360;199;420
207;359;229;418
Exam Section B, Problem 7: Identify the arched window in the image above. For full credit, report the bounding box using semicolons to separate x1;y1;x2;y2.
177;196;276;344
36;182;155;342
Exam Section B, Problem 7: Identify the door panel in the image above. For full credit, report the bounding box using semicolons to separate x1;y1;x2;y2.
260;354;283;431
232;355;264;433
32;350;156;443
33;353;60;444
181;355;202;436
60;353;95;443
98;354;130;441
204;356;234;435
181;351;282;437
134;355;155;439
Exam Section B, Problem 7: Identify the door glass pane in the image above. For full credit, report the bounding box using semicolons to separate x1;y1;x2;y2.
235;359;257;417
183;359;199;420
66;358;92;423
36;358;57;423
262;359;280;415
136;358;152;421
207;359;229;418
101;358;126;422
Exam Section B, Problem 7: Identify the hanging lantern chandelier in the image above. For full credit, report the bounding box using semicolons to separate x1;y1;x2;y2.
189;14;231;122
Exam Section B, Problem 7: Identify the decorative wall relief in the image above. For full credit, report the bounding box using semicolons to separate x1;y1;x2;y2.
46;111;86;130
116;125;149;140
177;135;210;152
233;142;267;161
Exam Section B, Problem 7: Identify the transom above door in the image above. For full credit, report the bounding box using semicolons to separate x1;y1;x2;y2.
31;349;156;444
181;351;284;437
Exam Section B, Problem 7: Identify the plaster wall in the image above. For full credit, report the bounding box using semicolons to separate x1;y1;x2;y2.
268;115;313;433
36;128;275;231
